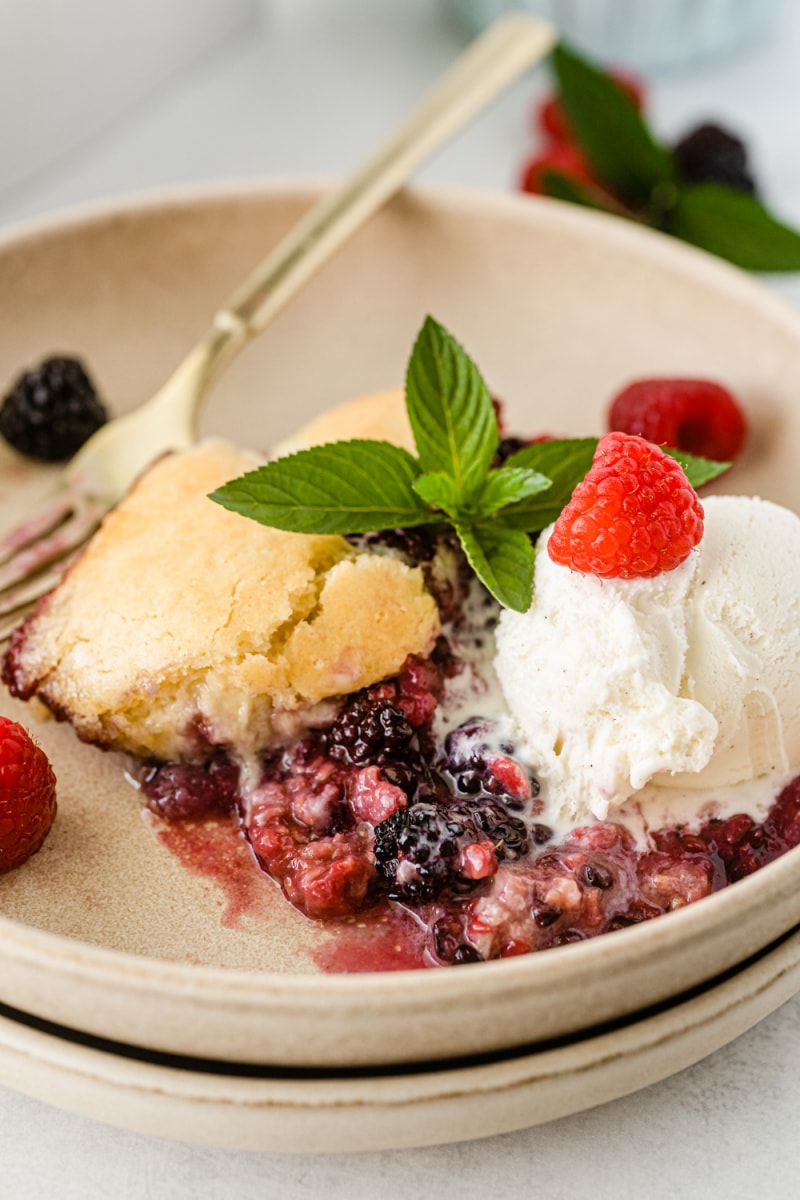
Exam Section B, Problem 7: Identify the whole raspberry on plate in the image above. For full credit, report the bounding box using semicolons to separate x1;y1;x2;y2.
608;378;747;462
0;716;57;872
547;432;704;579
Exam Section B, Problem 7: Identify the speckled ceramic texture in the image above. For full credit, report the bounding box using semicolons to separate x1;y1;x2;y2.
0;182;799;1071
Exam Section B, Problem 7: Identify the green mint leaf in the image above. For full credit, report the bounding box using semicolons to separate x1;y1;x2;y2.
414;466;551;519
497;438;598;530
665;184;800;271
540;169;619;214
405;315;498;499
209;440;438;534
553;43;674;206
412;471;464;518
456;522;534;613
665;447;731;488
478;467;552;514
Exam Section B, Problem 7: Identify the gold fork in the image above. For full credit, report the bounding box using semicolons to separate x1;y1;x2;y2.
0;14;555;643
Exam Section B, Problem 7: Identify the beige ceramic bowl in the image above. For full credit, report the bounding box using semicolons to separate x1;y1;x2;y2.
0;182;799;1073
2;927;799;1152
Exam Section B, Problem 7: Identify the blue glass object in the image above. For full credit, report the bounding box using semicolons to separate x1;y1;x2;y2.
440;0;780;70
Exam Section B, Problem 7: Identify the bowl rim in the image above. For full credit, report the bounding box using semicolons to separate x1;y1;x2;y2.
1;176;799;1007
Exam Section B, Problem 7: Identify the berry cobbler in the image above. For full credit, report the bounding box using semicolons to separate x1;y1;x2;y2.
4;343;800;970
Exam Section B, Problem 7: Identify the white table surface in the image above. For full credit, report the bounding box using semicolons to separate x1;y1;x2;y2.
2;1;800;1195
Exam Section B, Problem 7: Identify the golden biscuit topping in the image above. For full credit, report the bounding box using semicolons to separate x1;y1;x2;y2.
6;441;439;760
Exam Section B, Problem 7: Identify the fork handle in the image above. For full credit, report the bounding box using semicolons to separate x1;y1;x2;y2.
60;14;555;504
213;13;555;342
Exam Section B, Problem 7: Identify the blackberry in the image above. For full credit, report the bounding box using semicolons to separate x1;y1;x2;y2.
581;862;614;890
552;929;586;946
532;905;561;928
351;526;439;563
0;356;108;462
440;719;493;794
450;796;531;861
608;901;660;931
673;123;757;195
432;915;483;965
380;759;444;804
439;719;538;807
373;801;483;903
493;435;528;467
326;695;414;767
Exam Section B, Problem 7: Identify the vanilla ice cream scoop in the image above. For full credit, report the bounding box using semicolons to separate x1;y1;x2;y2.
495;495;800;823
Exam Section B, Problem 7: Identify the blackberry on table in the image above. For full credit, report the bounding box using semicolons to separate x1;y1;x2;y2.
0;356;108;461
326;696;414;766
673;122;757;195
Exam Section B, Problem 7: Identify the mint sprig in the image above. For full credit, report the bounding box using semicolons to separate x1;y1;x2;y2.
405;316;498;498
664;446;731;489
210;316;730;612
208;439;438;534
553;43;674;207
498;438;598;530
538;43;800;272
456;522;535;615
665;185;800;271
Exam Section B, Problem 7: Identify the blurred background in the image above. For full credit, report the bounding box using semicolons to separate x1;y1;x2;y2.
1;0;798;252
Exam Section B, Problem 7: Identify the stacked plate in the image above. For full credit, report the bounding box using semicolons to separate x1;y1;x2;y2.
1;185;799;1151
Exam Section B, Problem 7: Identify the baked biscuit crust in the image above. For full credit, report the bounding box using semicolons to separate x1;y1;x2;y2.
4;440;439;761
272;388;412;458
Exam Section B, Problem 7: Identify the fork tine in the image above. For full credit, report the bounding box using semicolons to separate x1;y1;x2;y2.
0;499;103;594
0;552;82;620
0;490;77;566
0;601;36;645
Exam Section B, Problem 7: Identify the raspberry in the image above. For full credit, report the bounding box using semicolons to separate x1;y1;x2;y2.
673;123;756;195
608;378;747;462
396;654;445;728
547;433;704;578
536;71;645;145
519;141;599;197
142;756;240;821
347;766;407;825
0;717;57;872
0;356;107;462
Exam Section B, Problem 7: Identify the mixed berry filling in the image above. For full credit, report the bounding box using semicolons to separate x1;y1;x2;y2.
138;531;800;970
